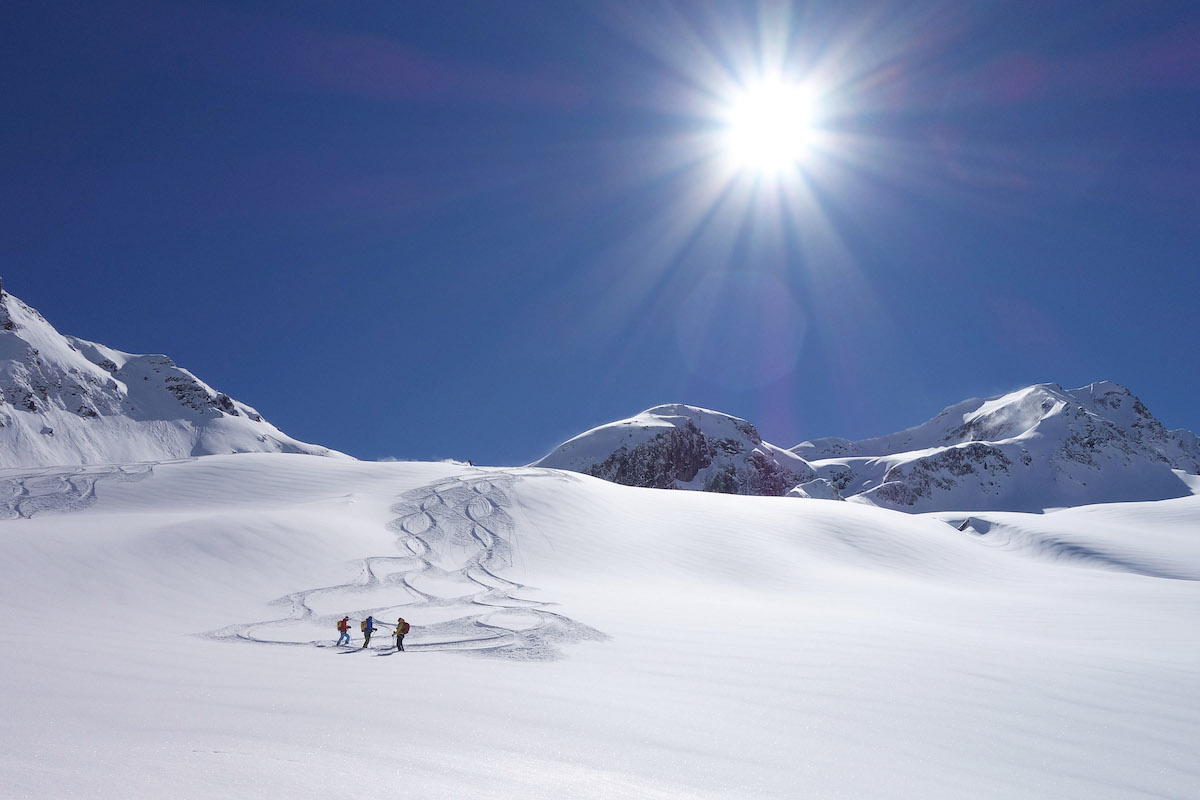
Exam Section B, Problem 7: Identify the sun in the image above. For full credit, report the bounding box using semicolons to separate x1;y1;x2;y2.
720;81;818;175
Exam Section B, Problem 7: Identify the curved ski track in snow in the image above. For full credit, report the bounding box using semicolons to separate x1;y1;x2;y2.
0;463;156;519
208;470;606;660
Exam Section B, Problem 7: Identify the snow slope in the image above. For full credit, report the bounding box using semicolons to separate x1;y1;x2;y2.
0;286;341;468
2;454;1199;799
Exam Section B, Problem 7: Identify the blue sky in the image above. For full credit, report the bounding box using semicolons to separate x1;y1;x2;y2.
4;1;1198;464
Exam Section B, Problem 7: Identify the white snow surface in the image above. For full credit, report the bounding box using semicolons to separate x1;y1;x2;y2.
0;290;342;468
2;454;1198;798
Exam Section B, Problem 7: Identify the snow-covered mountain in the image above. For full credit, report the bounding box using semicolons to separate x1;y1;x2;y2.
795;382;1200;512
0;281;342;468
532;404;813;496
535;384;1199;513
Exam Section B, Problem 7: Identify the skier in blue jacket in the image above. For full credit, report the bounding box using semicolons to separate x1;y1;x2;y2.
361;616;377;649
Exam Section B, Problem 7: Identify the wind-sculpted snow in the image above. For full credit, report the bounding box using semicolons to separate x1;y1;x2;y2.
0;463;155;519
207;470;606;660
949;510;1200;582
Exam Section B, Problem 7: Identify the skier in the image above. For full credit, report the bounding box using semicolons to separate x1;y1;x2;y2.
361;615;377;649
393;617;410;652
336;616;351;646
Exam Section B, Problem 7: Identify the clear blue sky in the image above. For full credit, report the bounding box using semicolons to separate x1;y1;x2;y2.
4;1;1198;464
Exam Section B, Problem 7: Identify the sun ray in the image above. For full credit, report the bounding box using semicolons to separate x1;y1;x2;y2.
574;1;984;391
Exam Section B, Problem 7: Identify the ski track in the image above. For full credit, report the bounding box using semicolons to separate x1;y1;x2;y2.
208;470;607;661
0;463;156;520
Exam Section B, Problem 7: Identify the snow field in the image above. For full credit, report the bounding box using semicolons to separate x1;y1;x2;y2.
2;454;1199;798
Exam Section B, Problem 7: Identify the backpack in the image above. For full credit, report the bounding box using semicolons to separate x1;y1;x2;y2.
360;620;367;632
399;621;410;635
337;619;348;633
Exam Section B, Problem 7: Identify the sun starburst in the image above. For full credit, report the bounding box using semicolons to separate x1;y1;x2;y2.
721;81;818;175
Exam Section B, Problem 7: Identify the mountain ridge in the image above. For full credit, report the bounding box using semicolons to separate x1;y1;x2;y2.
0;282;343;469
535;383;1200;513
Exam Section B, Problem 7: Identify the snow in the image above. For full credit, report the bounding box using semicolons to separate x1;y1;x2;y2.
3;453;1199;798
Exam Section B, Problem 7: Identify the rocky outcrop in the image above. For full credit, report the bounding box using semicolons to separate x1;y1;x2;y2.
586;423;714;489
863;443;1015;508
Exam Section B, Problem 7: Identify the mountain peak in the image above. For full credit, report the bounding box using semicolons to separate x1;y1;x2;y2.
0;286;345;469
532;404;810;495
798;381;1199;512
